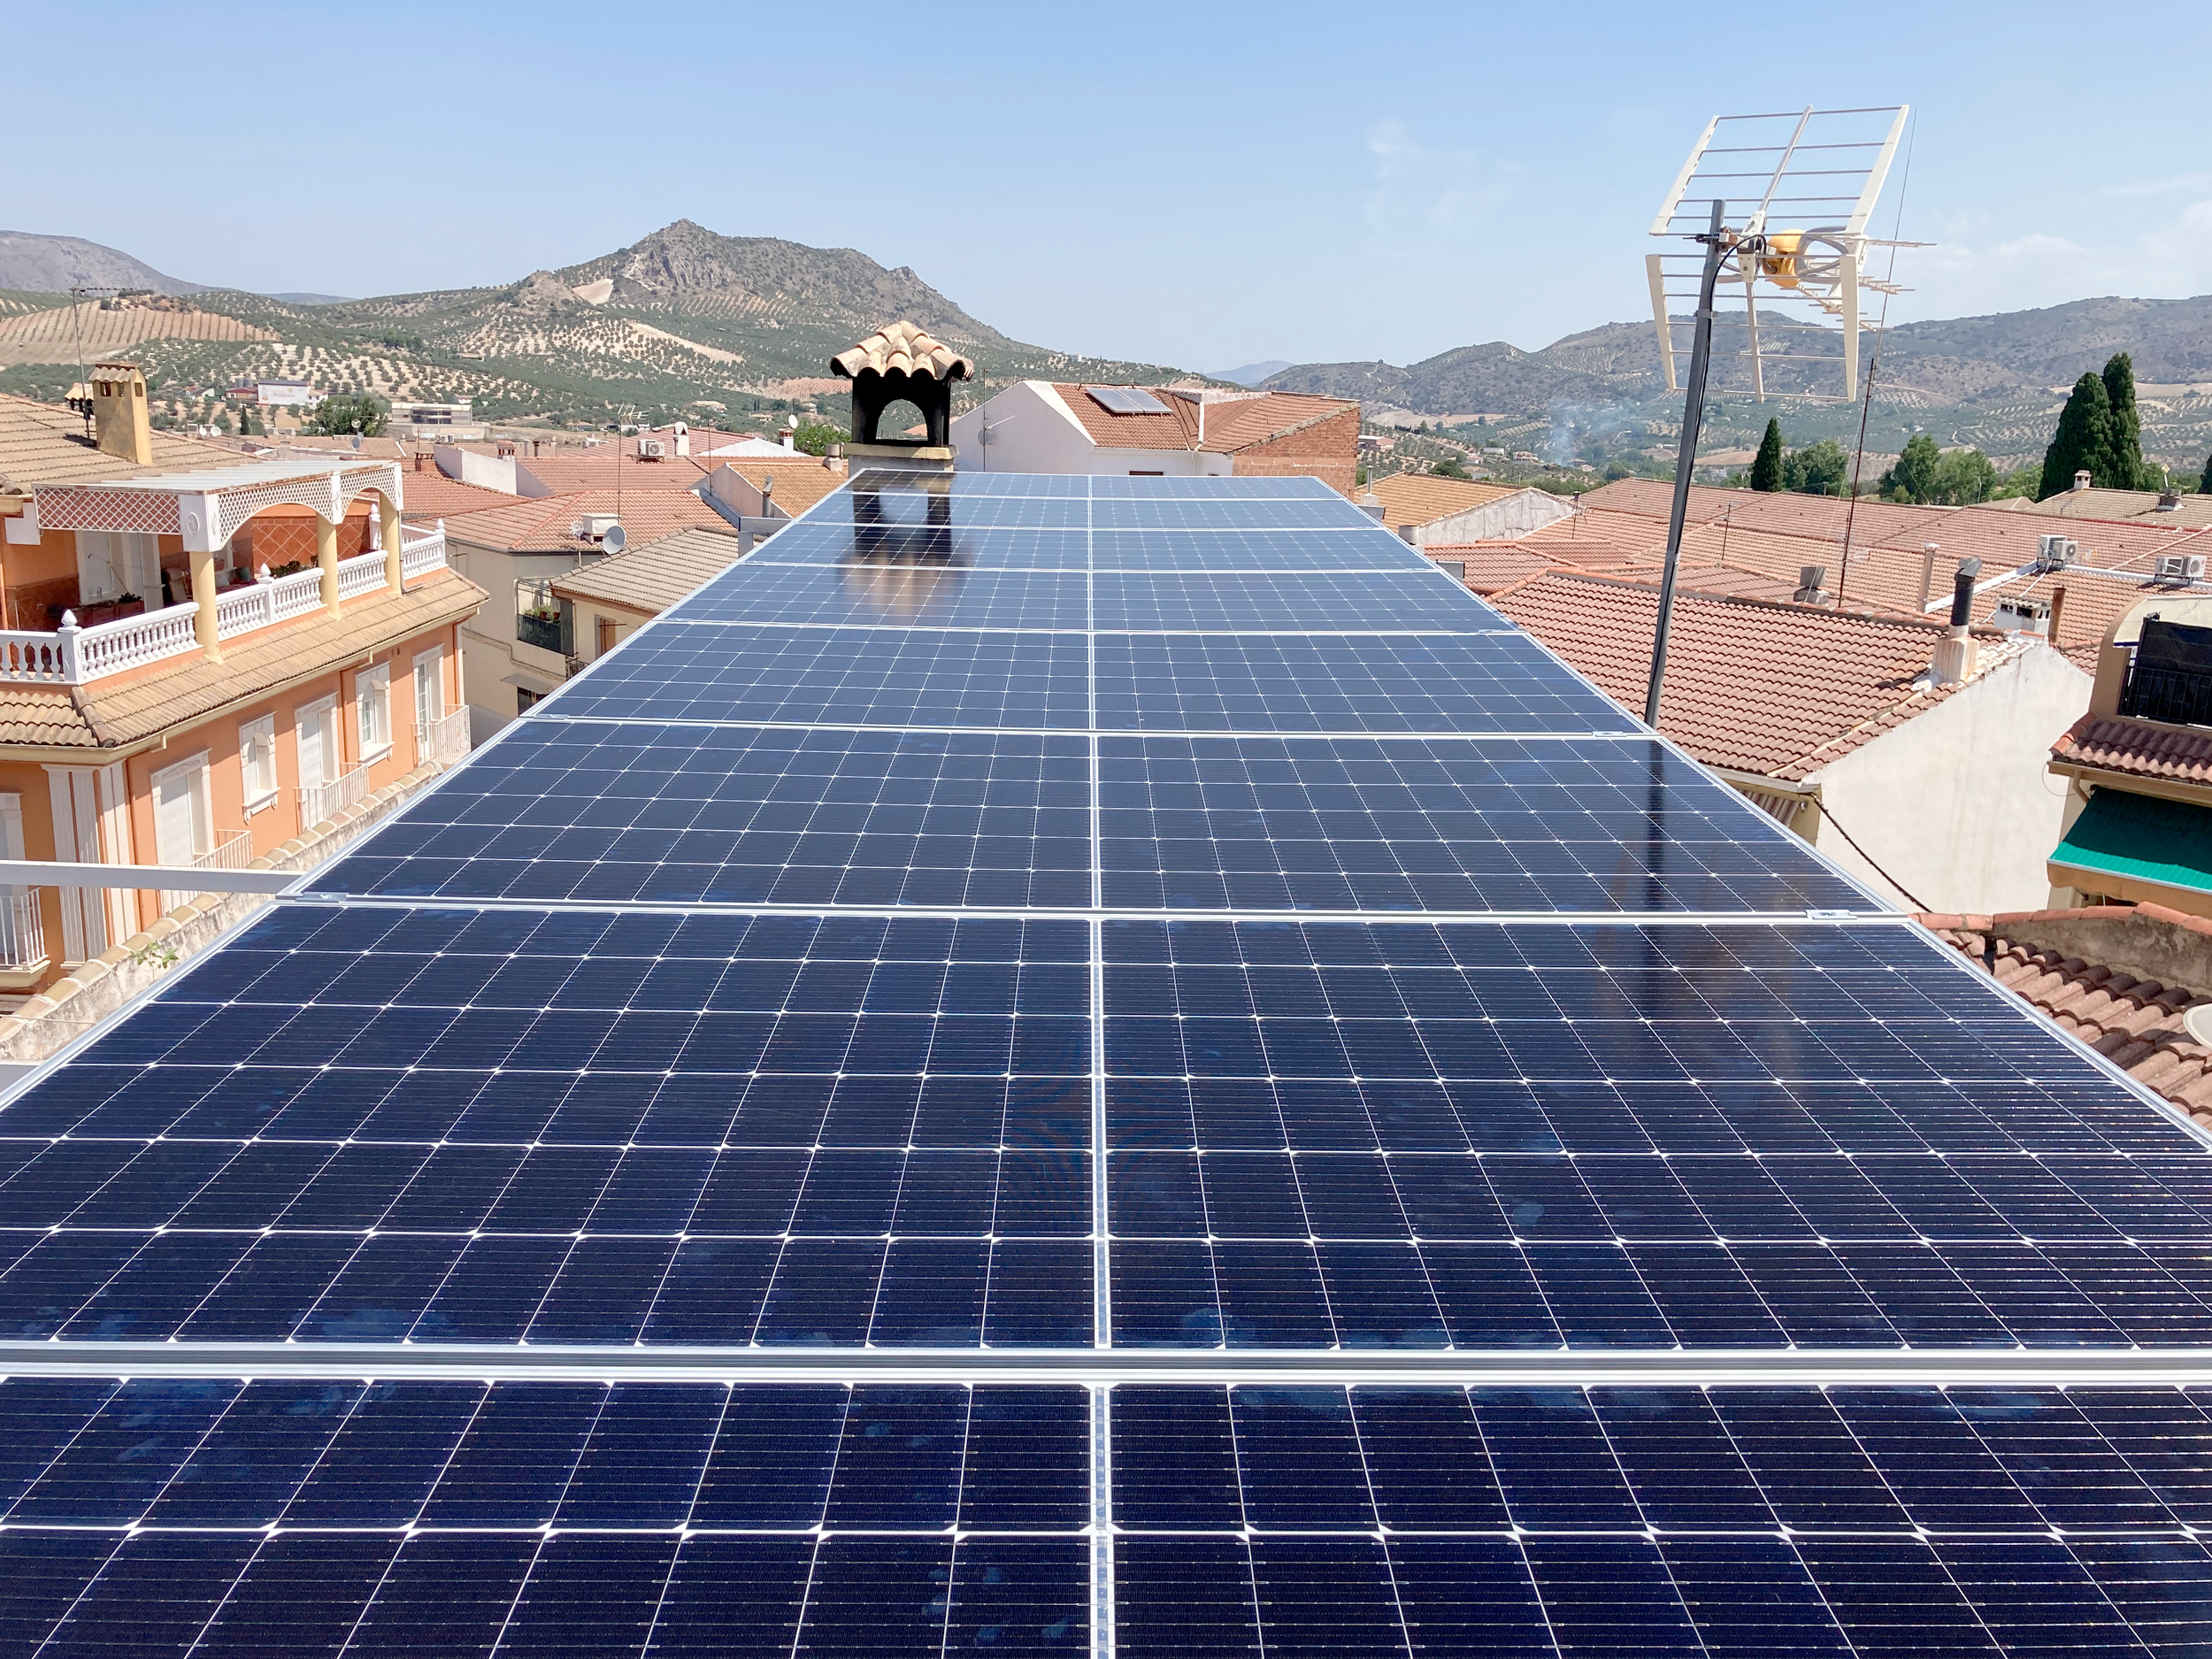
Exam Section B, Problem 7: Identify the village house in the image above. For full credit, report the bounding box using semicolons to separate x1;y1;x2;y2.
0;366;480;996
1361;472;1575;544
950;380;1359;491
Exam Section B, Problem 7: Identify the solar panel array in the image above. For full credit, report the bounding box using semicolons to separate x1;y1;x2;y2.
3;468;2210;1654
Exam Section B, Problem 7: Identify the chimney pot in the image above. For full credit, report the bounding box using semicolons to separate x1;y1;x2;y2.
88;361;154;466
1930;557;1983;685
2160;488;2182;511
2073;469;2093;492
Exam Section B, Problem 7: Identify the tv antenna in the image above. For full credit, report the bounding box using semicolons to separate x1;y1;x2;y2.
1639;104;1918;728
1647;105;1914;404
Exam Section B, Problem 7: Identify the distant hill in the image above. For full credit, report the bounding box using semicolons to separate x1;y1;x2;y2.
1209;359;1294;386
0;219;1197;430
266;293;353;306
0;231;207;296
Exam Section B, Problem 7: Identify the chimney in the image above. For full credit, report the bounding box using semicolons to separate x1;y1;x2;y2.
88;361;154;466
1929;557;1983;685
1793;564;1830;605
2072;469;2092;493
2049;585;2067;647
2159;488;2182;512
1358;490;1384;523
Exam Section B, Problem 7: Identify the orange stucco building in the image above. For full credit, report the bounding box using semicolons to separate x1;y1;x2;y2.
0;367;484;996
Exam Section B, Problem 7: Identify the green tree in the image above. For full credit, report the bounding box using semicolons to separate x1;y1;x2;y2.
1749;418;1785;491
2200;450;2212;495
2039;371;2117;497
791;420;847;456
1431;454;1471;480
1781;438;1851;495
304;394;387;437
1883;433;1941;503
2103;351;2145;488
1927;447;1999;505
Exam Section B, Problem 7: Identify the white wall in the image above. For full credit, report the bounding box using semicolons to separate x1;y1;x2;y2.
1806;642;2092;914
1412;488;1576;544
950;381;1233;477
434;445;518;495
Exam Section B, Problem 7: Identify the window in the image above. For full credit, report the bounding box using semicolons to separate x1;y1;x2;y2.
595;617;627;658
517;687;541;715
74;531;161;605
356;664;392;760
295;695;340;790
413;647;444;736
150;752;212;864
239;715;278;813
516;580;567;654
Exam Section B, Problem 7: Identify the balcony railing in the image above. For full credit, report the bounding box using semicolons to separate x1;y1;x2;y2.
0;525;449;687
517;611;567;655
2120;658;2212;728
0;889;48;972
159;828;253;916
298;765;372;833
419;706;471;767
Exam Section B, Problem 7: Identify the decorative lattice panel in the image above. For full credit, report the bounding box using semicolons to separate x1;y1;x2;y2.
34;488;180;536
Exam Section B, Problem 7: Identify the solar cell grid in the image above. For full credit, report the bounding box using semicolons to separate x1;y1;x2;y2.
319;722;1094;907
547;623;1092;729
2;472;2208;1656
1094;568;1499;631
668;562;1088;628
1094;631;1640;733
1097;734;1863;912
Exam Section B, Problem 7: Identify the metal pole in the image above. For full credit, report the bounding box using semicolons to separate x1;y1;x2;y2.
1644;199;1730;728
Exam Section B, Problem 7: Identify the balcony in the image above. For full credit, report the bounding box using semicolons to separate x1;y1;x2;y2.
299;765;372;833
0;889;48;977
0;525;449;687
159;829;252;916
419;706;471;767
2120;658;2212;728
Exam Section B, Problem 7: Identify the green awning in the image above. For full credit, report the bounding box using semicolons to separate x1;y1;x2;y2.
2051;788;2212;897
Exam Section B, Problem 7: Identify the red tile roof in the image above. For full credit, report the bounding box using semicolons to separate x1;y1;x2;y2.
441;489;736;553
1917;905;2212;1125
395;470;519;521
1488;568;2026;780
2052;713;2212;785
1045;385;1354;453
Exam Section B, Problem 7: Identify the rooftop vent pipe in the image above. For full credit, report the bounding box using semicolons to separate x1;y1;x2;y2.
1929;556;1983;685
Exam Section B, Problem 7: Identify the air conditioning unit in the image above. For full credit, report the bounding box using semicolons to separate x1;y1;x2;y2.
2032;534;2078;573
635;438;666;459
2155;553;2207;581
1992;597;2049;634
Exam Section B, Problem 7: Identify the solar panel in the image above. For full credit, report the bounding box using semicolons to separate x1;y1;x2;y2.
2;470;2208;1652
1085;385;1171;415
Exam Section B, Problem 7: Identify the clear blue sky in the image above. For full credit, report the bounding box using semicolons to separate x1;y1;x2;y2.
12;2;2207;373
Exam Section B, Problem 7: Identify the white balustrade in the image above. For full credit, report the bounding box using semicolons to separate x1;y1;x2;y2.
73;604;200;679
160;828;253;916
419;705;471;766
0;888;48;972
335;549;388;601
298;764;371;832
0;524;449;687
400;523;447;580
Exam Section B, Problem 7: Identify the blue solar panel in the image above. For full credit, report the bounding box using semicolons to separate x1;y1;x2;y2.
1;472;2206;1654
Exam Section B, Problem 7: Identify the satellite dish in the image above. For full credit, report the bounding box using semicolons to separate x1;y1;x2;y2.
601;524;627;555
2185;1003;2212;1047
1647;105;1916;402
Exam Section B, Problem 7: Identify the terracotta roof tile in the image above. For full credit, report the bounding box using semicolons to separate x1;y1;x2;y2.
0;393;252;493
2051;713;2212;785
1043;385;1355;454
550;527;749;616
1918;908;2212;1128
1488;569;2037;780
442;490;736;554
832;322;972;382
393;470;520;520
1366;473;1524;533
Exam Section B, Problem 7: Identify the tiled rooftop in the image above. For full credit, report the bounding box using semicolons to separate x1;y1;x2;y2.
1488;567;2024;780
1046;385;1354;454
2052;712;2212;786
1918;905;2212;1126
0;393;252;492
1364;472;1523;532
441;489;736;553
550;526;750;616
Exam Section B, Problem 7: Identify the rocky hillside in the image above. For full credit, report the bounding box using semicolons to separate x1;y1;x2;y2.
0;219;1189;429
0;231;207;296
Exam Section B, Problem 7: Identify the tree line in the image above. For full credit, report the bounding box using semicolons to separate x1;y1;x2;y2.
1739;351;2212;506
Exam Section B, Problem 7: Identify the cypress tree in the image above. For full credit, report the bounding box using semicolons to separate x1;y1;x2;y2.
2102;351;2144;489
2200;450;2212;495
1750;418;1784;491
2039;372;2116;499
